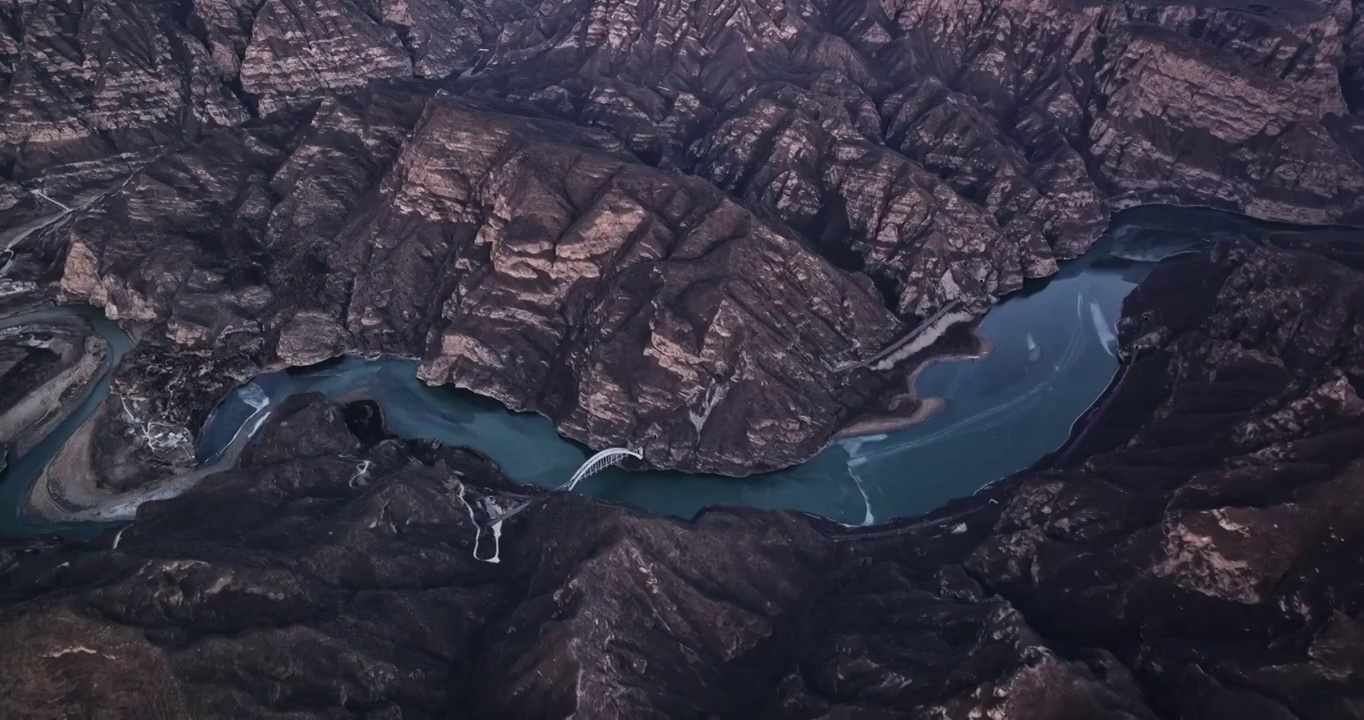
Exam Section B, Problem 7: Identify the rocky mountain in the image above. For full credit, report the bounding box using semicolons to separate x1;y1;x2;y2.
2;238;1362;718
5;0;1364;474
4;0;1364;716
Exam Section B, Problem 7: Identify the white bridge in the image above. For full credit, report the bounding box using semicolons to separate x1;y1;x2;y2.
485;447;643;525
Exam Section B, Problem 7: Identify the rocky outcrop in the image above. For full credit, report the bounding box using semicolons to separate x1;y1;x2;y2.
40;90;909;477
5;0;1364;474
0;0;246;180
372;101;902;472
3;394;1156;719
3;0;1364;714
497;0;1364;309
237;0;413;114
2;239;1363;718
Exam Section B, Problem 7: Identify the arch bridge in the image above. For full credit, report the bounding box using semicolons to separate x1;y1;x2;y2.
484;447;643;525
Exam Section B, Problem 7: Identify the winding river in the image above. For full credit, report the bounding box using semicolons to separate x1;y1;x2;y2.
0;207;1281;536
0;306;134;537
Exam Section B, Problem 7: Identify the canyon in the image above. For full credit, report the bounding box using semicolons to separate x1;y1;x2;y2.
5;0;1364;477
1;239;1362;718
1;0;1363;716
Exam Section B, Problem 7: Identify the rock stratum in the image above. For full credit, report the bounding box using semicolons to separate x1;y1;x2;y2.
2;240;1363;718
4;0;1364;473
3;0;1364;714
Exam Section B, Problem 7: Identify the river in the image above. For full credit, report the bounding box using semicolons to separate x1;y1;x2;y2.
0;305;135;537
0;206;1282;536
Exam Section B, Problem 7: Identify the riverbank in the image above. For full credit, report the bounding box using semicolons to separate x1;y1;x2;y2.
24;400;271;523
0;307;134;536
7;207;1339;534
835;331;992;439
0;315;109;458
0;210;1161;533
8;236;1362;718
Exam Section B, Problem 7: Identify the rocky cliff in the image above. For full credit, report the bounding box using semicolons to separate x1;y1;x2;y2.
1;239;1362;718
6;0;1364;473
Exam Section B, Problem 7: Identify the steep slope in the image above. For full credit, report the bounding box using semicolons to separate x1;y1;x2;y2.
3;0;1363;715
2;237;1362;718
6;0;1364;472
39;89;903;480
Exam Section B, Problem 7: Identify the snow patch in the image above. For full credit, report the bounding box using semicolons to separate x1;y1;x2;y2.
869;310;976;371
348;460;373;488
239;382;269;411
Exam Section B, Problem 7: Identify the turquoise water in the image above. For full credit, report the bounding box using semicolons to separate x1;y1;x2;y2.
3;207;1241;537
194;237;1148;526
0;306;134;538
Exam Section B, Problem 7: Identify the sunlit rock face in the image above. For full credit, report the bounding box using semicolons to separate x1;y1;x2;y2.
33;90;902;476
361;101;901;473
0;0;247;180
493;0;1364;310
4;0;1364;474
3;239;1363;718
2;0;1363;715
237;0;414;114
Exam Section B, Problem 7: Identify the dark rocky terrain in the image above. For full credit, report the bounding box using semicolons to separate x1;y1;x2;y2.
6;0;1364;475
4;0;1364;716
2;239;1362;718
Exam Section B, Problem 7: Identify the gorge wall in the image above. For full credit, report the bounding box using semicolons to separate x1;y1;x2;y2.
5;0;1364;475
1;239;1362;718
3;2;1364;715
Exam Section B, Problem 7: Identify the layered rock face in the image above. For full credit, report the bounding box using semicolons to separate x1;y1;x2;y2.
2;240;1362;718
6;0;1364;472
0;0;246;183
43;90;901;477
3;0;1363;714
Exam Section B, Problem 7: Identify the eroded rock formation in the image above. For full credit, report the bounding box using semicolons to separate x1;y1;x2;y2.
39;90;904;477
3;0;1363;713
6;0;1364;473
2;239;1362;718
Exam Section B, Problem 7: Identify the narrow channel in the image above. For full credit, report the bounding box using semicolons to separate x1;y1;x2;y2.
0;306;134;538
